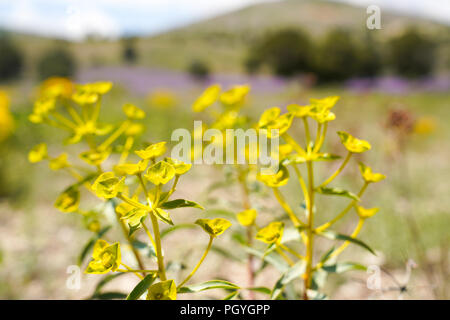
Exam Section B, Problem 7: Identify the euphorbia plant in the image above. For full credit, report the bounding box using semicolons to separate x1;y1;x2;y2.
253;96;385;299
28;78;236;299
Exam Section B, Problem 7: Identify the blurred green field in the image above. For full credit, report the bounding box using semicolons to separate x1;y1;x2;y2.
1;80;448;299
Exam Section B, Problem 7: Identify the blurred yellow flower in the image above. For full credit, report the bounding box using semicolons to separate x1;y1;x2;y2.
358;163;385;183
54;187;80;213
40;77;74;99
192;84;221;112
258;107;294;138
256;221;284;244
257;165;289;187
28;143;47;163
237;209;257;227
135;141;166;159
220;84;250;106
123;103;146;119
164;157;192;175
414;117;436;135
148;89;178;108
0;91;14;141
355;205;379;219
49;153;69;170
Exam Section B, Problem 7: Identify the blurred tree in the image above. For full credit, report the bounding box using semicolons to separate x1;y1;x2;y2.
246;29;313;77
122;37;138;64
0;35;24;81
37;47;76;80
388;28;435;78
314;29;360;82
188;59;210;81
357;32;383;78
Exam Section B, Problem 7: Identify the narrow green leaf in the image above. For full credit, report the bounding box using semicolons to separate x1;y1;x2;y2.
319;247;336;265
160;199;204;210
321;262;367;273
211;245;244;262
160;223;197;239
126;273;157;300
223;291;239;300
316;186;360;201
246;287;271;295
271;261;306;300
244;246;289;273
178;280;240;293
93;273;126;295
318;230;376;255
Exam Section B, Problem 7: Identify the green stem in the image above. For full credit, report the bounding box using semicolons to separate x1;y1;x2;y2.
304;160;315;300
315;182;369;232
178;236;213;287
320;151;352;188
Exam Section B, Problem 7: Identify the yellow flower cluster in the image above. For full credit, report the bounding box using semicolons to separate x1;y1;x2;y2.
0;90;14;142
28;78;233;300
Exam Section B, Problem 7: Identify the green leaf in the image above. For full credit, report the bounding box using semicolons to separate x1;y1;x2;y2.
317;230;376;255
316;187;360;201
126;273;157;300
319;247;336;265
271;261;306;300
93;273;126;295
246;287;271;295
244;247;289;273
316;153;341;161
160;199;204;210
160;223;197;239
78;226;111;266
211;245;244;262
178;280;240;293
223;291;239;300
153;208;174;225
321;262;367;273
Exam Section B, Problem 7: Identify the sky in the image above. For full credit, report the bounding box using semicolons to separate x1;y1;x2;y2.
0;0;449;40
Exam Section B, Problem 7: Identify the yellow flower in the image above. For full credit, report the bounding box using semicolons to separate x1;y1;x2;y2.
219;84;250;105
355;205;379;219
237;209;257;227
92;172;125;199
192;84;221;112
49;153;69;170
337;131;371;153
123;103;146;119
256;221;284;244
135;141;167;159
358;163;385;183
40;77;74;99
28;143;47;163
114;160;149;176
164;157;192;175
414;117;436;135
85;240;121;274
144;160;176;185
287;104;311;118
148;280;177;300
258;107;293;138
0;91;14;141
79;149;111;166
54;187;80;213
195;218;232;237
257;165;289;187
121;207;148;228
309;96;340;110
125;123;144;136
72;91;99;105
77;81;113;95
148;89;178;108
